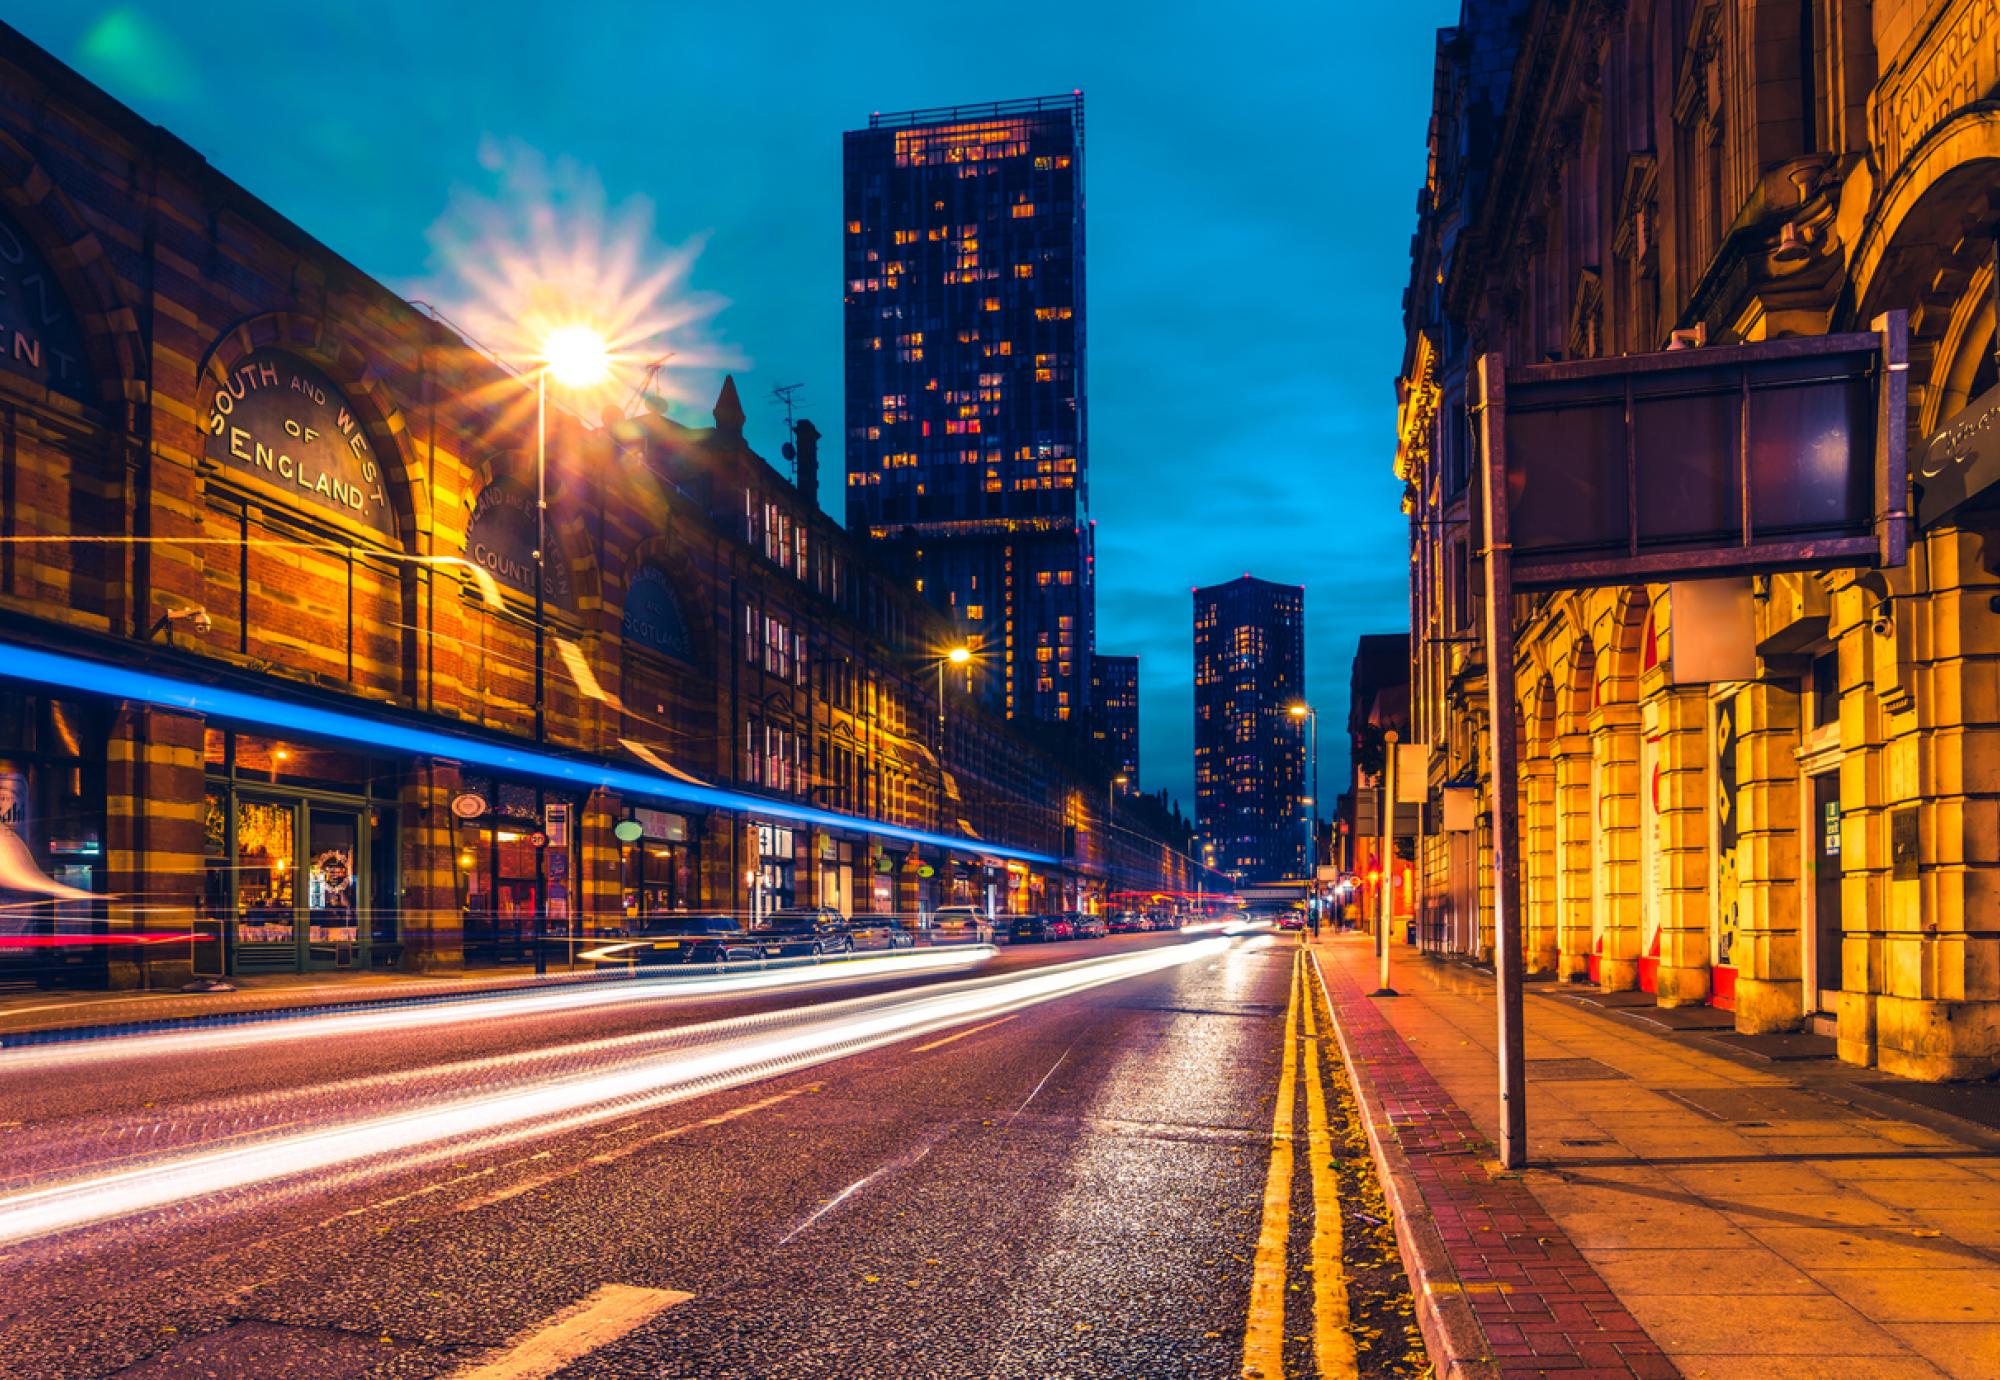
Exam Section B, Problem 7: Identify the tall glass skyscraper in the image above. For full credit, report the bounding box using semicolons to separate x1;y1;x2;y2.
1193;577;1306;883
842;95;1090;725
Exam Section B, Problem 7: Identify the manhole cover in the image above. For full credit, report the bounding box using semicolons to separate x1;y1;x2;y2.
1526;1057;1626;1082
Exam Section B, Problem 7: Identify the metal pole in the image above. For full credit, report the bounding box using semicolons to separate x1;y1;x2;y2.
1476;350;1528;1169
1307;709;1319;930
533;369;548;978
1376;729;1398;994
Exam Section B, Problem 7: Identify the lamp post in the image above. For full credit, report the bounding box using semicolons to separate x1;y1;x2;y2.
1288;703;1318;931
529;325;610;976
936;644;973;750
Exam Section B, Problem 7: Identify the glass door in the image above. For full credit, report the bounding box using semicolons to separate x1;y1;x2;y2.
1810;771;1843;1009
305;807;361;969
233;796;299;972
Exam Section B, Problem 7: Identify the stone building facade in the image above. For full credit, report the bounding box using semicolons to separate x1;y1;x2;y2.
0;25;1199;988
1398;0;2000;1079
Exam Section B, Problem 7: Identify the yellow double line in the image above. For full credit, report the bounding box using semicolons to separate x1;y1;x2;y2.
1244;946;1357;1379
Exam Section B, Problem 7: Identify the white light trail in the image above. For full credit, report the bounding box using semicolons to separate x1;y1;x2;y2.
0;939;1231;1246
0;948;992;1071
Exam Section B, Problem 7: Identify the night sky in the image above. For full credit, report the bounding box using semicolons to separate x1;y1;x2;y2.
14;2;1453;809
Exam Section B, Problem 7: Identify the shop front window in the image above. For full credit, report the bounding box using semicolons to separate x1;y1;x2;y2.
203;730;397;974
0;692;108;985
235;799;296;944
453;774;574;965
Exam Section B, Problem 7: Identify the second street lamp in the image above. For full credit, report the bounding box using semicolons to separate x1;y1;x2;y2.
936;644;973;750
1288;703;1318;931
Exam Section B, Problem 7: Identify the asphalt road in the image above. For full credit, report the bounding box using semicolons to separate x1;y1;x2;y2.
0;931;1420;1378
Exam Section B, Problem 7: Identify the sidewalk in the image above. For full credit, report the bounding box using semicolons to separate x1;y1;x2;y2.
1311;931;2000;1380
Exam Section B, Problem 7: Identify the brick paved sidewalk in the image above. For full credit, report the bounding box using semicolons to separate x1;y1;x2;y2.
1311;933;2000;1380
1313;938;1674;1378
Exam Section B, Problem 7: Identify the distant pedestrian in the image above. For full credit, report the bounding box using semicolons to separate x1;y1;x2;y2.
1308;908;1320;939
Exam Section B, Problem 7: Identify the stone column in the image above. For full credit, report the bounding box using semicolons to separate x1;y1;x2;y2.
1731;681;1805;1033
1552;731;1593;981
1523;752;1558;973
1648;685;1712;1007
1591;703;1642;990
401;761;462;973
103;705;204;989
1861;534;2000;1078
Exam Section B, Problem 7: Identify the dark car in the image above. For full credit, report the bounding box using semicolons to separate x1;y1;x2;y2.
583;915;764;967
760;907;855;958
1010;914;1074;943
1070;912;1109;940
845;914;915;952
1106;911;1147;934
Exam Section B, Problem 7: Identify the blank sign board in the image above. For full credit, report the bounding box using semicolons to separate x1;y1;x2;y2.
1494;325;1905;592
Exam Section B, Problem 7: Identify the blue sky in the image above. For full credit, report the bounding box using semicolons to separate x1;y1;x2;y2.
17;1;1452;808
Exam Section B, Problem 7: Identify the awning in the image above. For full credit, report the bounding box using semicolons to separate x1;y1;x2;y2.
0;640;1061;867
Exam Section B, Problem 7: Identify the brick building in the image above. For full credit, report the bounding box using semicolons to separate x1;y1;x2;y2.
0;26;1202;987
1398;0;2000;1079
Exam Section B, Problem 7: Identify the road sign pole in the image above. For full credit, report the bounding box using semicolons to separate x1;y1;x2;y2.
1476;351;1529;1170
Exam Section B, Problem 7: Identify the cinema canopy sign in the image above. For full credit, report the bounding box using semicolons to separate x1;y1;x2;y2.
203;348;393;536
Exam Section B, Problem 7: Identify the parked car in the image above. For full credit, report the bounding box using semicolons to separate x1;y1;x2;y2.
1010;913;1073;943
582;914;766;967
1106;911;1148;934
760;907;854;957
1070;912;1109;939
928;904;994;944
844;914;915;952
1276;912;1307;932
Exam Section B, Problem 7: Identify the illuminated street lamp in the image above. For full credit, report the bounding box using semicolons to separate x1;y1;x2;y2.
532;326;612;745
1288;703;1319;930
935;643;975;748
530;325;610;977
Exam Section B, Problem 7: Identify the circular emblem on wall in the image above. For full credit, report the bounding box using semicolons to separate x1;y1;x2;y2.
450;792;489;819
613;818;645;843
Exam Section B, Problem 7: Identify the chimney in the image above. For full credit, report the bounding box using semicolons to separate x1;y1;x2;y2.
792;418;822;501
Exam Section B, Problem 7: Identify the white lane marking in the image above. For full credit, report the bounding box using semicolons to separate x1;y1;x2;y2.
912;1014;1017;1052
452;1283;692;1379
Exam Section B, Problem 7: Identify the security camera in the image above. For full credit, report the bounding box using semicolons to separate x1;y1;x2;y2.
157;606;212;637
1870;599;1893;638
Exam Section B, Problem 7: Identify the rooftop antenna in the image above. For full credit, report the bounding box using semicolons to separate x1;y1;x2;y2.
623;353;677;418
771;382;805;480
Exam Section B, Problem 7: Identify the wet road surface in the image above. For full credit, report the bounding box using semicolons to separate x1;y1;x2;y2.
0;932;1419;1378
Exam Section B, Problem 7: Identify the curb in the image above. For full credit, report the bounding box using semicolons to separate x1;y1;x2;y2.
1306;945;1499;1380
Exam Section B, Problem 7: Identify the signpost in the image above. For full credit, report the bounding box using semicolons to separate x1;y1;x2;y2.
1472;313;1908;1168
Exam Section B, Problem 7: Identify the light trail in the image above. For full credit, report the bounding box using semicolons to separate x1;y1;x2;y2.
0;948;993;1068
0;938;1233;1246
